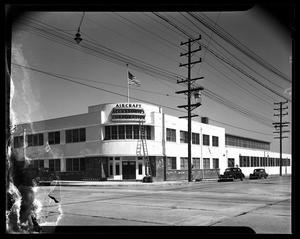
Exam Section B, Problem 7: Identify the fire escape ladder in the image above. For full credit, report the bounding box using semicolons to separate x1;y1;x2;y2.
139;122;151;177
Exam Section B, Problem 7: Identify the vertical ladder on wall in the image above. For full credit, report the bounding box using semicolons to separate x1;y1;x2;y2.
139;121;151;177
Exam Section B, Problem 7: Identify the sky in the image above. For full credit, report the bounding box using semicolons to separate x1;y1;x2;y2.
8;4;293;154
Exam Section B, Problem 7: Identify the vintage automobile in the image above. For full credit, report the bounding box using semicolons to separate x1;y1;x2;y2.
249;168;268;179
20;167;57;186
219;167;245;181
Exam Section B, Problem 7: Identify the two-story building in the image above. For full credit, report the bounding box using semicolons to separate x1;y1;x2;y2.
11;102;291;181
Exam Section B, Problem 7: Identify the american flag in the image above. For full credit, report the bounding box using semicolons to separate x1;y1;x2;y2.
128;71;141;87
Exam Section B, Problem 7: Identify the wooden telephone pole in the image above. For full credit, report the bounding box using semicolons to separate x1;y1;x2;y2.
176;36;204;182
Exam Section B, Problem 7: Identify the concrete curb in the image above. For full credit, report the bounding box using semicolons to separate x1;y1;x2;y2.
50;175;290;187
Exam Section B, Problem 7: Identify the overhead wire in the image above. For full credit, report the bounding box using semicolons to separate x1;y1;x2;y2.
152;12;291;102
14;13;276;127
125;12;276;111
192;12;292;83
11;63;186;114
12;62;274;136
160;12;278;105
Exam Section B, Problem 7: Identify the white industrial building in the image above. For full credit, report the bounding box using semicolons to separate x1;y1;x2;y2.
11;102;291;181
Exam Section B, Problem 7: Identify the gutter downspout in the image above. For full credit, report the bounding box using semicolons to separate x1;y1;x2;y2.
162;113;166;181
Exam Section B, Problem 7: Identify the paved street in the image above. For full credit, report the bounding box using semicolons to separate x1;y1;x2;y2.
36;176;292;234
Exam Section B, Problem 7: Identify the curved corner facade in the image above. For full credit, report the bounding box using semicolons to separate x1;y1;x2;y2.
11;102;292;181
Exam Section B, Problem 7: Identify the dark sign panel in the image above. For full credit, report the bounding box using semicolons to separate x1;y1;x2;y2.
111;104;146;122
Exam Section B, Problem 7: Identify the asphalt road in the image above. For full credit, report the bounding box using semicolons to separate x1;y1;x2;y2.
36;176;292;234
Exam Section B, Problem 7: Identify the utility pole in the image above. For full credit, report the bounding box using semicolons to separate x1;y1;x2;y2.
273;101;290;176
176;36;204;182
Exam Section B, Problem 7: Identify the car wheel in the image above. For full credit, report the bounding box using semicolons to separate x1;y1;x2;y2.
32;179;38;187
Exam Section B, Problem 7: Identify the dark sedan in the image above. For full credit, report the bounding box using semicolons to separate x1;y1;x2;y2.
219;167;245;181
249;168;268;179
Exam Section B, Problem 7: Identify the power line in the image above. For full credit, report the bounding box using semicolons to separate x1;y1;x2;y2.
11;63;275;136
152;12;291;102
192;12;292;84
15;15;275;127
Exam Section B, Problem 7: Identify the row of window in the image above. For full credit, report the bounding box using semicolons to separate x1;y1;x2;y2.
104;125;152;140
166;128;219;146
226;134;270;150
13;128;86;148
28;159;60;172
167;157;219;170
239;156;291;167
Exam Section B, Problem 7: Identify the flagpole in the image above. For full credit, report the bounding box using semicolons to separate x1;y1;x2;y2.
126;64;129;103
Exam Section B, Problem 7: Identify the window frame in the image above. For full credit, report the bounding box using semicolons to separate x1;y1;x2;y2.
166;128;176;142
203;134;210;146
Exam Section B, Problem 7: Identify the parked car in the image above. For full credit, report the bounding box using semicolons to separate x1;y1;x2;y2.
219;167;245;181
20;167;57;186
249;168;268;179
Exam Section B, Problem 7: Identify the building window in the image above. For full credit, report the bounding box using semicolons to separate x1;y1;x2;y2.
213;158;219;169
111;126;118;139
48;131;60;145
192;158;200;169
105;126;111;140
27;133;44;147
49;159;60;171
212;136;219;147
166;128;176;142
66;128;86;143
203;134;210;146
31;159;44;168
203;158;210;169
66;158;86;171
180;131;188;143
126;125;132;139
146;126;151;140
104;125;153;140
180;157;188;170
138;162;143;175
13;136;24;148
192;133;200;145
109;163;113;176
239;156;250;167
118;125;125;139
228;158;235;167
116;163;120;175
167;157;177;169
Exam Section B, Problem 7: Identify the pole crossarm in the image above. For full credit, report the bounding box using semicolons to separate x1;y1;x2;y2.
180;35;201;45
273;122;290;125
273;131;290;134
180;46;201;57
177;102;201;110
175;87;204;95
177;77;204;84
179;114;199;119
179;59;202;68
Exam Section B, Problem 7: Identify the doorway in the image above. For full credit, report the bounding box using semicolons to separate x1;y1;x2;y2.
122;161;136;180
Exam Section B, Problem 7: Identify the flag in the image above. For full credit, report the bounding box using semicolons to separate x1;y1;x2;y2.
128;71;141;87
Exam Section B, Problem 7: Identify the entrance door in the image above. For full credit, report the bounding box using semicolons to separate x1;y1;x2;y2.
122;161;136;180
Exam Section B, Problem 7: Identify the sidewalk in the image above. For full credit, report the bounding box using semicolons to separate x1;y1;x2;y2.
51;178;218;187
